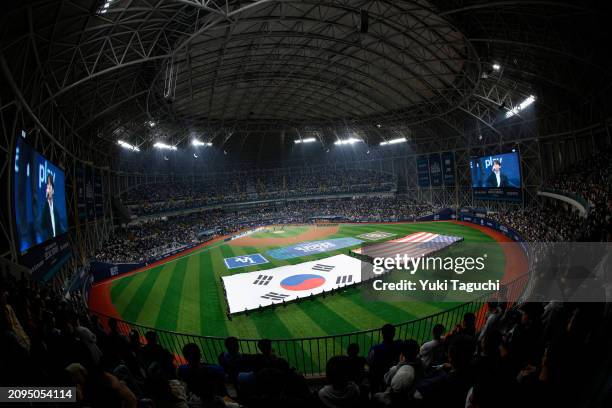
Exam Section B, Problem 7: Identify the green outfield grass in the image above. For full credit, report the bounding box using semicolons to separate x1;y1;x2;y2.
109;222;505;340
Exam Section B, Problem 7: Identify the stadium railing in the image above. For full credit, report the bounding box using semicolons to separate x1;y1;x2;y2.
90;273;528;376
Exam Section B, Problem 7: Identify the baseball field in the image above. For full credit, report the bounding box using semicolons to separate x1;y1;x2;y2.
89;221;520;340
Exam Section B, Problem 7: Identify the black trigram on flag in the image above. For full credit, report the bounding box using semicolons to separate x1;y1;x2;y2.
335;275;353;285
253;275;273;285
261;292;290;301
312;264;335;272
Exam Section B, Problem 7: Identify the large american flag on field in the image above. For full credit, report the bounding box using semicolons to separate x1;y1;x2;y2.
352;232;462;259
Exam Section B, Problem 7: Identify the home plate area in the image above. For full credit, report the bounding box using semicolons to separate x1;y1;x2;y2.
221;254;362;314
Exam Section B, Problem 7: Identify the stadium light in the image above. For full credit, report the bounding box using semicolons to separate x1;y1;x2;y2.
153;142;177;150
192;139;212;147
505;94;536;118
117;140;140;152
294;137;316;144
99;0;114;14
379;137;407;146
492;63;501;71
334;137;362;146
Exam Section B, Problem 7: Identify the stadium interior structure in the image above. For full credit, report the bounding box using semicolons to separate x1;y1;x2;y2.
0;1;611;407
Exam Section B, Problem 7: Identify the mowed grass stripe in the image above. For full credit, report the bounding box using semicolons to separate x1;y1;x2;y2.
110;273;139;300
176;255;202;334
119;264;167;322
311;291;388;329
135;263;176;327
110;261;165;306
200;248;229;337
296;298;358;334
154;258;189;330
272;304;341;373
110;273;145;310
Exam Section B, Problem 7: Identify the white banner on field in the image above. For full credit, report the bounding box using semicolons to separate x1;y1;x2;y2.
222;254;362;314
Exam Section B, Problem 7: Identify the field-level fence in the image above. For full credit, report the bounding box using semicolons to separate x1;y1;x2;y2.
90;273;528;376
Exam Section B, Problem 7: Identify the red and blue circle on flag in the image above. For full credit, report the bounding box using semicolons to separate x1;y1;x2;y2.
280;274;326;291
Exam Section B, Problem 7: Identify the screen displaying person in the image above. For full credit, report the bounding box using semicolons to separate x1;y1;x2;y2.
41;173;62;240
486;160;509;187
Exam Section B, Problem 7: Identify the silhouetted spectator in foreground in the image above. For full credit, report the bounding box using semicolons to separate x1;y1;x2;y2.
318;356;360;408
80;363;138;408
419;323;446;371
141;331;174;376
368;324;402;392
447;312;476;343
479;302;502;342
373;339;422;407
178;342;226;398
218;336;243;382
346;343;368;385
414;335;475;407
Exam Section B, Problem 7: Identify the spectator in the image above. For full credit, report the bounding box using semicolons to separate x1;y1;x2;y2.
373;339;422;407
75;317;103;365
318;356;360;408
414;335;476;407
346;343;367;386
419;323;446;370
218;336;243;382
81;364;138;408
141;331;174;376
178;343;226;397
478;302;502;342
368;324;402;392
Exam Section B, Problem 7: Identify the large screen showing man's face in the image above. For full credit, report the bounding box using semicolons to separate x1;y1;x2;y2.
469;152;522;201
13;137;69;253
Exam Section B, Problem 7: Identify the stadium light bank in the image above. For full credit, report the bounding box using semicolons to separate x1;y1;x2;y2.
380;137;407;146
192;139;213;147
117;140;140;152
505;95;536;118
294;137;317;144
334;137;363;146
153;142;177;150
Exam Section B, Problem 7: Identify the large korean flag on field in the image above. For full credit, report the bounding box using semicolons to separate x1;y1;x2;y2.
222;254;362;314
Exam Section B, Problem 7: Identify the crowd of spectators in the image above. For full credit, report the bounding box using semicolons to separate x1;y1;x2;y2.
93;212;217;264
94;197;436;264
490;146;611;243
492;201;586;242
545;145;611;241
123;169;396;216
2;268;609;407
